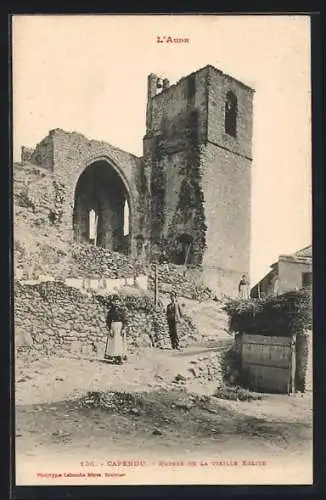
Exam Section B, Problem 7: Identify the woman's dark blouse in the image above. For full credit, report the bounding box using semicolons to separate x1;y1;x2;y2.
106;303;126;328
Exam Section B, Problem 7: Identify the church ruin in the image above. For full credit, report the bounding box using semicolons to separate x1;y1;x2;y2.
20;64;254;293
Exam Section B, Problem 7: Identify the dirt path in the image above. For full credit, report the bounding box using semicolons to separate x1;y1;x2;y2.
15;343;226;403
15;346;312;483
15;300;313;485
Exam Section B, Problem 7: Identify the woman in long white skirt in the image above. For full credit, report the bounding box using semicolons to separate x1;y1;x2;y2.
104;295;127;364
238;274;250;299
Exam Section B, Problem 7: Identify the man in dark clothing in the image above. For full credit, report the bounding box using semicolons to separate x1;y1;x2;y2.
166;292;183;350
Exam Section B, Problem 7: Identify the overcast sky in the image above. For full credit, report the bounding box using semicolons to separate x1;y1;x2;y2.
12;15;312;284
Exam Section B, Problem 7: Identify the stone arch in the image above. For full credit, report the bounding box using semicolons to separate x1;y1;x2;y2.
72;155;134;255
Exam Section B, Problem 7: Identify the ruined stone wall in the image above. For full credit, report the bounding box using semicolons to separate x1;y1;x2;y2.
149;132;206;264
70;244;147;279
13;160;148;279
13;162;69;277
30;135;54;170
21;146;35;163
15;281;106;354
146;70;209;263
149;68;208;140
28;129;149;255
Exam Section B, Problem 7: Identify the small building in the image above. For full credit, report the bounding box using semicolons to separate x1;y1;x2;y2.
251;245;312;298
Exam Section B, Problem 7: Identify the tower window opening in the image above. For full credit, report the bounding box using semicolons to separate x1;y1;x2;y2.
225;91;238;137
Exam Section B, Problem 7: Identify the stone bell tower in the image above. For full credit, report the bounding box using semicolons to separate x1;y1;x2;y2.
143;65;254;295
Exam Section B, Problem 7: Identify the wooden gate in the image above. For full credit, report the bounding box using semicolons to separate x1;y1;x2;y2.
241;334;296;394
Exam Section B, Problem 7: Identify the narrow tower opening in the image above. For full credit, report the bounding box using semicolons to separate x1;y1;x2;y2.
225;91;238;137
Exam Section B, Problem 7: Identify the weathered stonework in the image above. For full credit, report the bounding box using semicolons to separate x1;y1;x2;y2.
144;65;254;294
21;146;35;163
200;142;251;294
15;282;197;354
18;64;254;295
22;129;150;256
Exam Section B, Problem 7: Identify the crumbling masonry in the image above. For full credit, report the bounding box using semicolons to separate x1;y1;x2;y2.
20;64;254;295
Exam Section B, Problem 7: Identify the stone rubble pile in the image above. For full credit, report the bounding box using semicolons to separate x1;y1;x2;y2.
148;263;215;301
78;391;147;415
14;162;56;218
77;388;234;417
171;351;225;388
14;162;68;244
70;244;148;279
190;352;225;384
15;244;71;281
14;242;148;282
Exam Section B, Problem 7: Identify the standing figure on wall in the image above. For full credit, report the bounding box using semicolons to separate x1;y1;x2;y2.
238;274;250;299
166;292;183;350
273;277;280;296
104;294;128;364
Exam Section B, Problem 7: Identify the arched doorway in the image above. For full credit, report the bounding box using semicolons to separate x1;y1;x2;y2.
173;234;194;265
73;160;131;255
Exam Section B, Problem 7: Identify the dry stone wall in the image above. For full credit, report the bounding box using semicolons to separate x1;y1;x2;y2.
14;282;198;356
15;282;107;355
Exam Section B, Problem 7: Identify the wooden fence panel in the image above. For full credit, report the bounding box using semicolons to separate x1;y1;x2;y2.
241;334;295;394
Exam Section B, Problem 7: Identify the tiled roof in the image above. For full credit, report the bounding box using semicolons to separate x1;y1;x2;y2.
279;244;312;264
293;245;312;259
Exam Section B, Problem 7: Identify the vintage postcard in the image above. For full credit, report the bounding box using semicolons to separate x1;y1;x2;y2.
12;14;313;486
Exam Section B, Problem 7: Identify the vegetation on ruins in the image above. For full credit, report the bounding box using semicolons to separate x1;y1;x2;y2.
223;290;312;337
